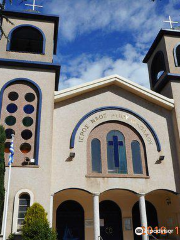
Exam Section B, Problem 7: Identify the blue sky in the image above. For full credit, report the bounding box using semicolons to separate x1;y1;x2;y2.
5;0;180;90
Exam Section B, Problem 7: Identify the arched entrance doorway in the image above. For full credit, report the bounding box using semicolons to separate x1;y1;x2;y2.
132;201;158;240
100;200;123;240
56;200;85;240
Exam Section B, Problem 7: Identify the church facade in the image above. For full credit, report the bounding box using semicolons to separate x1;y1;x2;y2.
0;9;180;240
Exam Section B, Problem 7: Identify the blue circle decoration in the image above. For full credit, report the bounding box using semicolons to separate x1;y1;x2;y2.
6;103;18;113
23;105;34;114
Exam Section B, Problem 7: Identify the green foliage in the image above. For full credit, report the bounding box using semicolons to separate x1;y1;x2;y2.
22;220;57;240
22;203;57;240
7;233;16;240
24;203;48;226
0;125;6;232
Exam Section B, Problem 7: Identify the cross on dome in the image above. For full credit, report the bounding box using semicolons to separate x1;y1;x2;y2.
163;16;178;29
25;0;43;11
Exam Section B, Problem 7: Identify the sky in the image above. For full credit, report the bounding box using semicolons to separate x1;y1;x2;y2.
4;0;180;90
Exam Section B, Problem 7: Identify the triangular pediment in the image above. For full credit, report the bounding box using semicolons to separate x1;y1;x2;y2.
54;75;174;110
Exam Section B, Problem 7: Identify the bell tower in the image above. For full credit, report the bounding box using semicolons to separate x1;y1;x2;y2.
0;9;60;230
0;10;59;62
143;29;180;98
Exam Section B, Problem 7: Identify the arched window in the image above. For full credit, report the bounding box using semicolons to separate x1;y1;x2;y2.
131;141;143;174
7;25;45;54
151;51;166;85
87;122;148;177
91;138;102;173
107;130;127;174
174;43;180;66
0;79;42;166
17;193;30;232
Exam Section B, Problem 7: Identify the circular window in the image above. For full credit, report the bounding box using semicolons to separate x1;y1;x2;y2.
5;129;15;139
20;143;31;154
4;142;11;153
23;105;34;114
6;103;18;113
25;93;35;102
21;130;32;140
5;116;16;126
22;117;33;127
8;92;19;101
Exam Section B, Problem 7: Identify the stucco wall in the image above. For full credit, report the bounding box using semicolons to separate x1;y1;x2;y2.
0;66;56;236
0;17;55;62
52;85;178;195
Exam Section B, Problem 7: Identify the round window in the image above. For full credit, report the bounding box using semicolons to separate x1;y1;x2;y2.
5;129;15;139
6;103;18;113
5;116;16;126
4;142;11;153
22;117;33;127
20;143;31;154
8;92;19;101
23;105;34;114
21;130;32;140
25;93;35;102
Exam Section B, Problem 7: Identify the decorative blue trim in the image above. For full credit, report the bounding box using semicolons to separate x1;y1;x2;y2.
173;42;180;67
70;106;161;152
7;24;46;55
0;78;42;165
0;58;60;91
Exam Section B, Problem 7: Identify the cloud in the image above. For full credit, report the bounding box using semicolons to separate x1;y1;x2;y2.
59;44;149;90
46;0;179;44
46;0;179;90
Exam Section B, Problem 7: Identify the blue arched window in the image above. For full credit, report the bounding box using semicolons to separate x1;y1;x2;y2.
174;43;180;67
91;138;102;173
7;25;46;54
131;141;143;174
107;130;127;174
151;51;166;85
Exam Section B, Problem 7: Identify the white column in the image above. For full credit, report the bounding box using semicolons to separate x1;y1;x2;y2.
93;193;100;240
139;194;149;240
49;194;54;228
1;191;7;236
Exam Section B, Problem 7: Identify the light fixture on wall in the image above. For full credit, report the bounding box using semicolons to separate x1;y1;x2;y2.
159;156;165;161
70;152;75;158
66;152;75;162
155;155;165;164
166;197;171;205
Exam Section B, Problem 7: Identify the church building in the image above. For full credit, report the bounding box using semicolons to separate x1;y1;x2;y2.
0;8;180;240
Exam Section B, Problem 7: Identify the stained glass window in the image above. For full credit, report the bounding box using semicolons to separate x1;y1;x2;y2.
131;141;143;174
91;138;102;173
107;130;127;174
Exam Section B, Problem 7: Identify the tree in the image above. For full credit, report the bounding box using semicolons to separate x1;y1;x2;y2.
0;125;6;232
0;0;13;38
22;203;57;240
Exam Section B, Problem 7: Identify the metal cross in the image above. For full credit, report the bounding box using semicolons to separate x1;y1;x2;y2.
164;16;178;29
25;0;43;11
108;136;123;168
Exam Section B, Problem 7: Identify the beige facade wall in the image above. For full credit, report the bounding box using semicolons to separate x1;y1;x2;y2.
52;85;178;195
0;17;55;62
0;66;56;236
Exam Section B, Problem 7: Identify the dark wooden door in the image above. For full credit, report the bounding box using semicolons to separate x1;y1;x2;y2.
132;201;159;240
56;200;85;240
100;200;123;240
